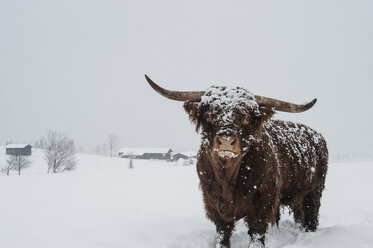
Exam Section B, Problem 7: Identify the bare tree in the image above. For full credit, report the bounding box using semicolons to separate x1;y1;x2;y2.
102;143;107;156
4;140;13;146
39;137;46;149
2;160;14;176
44;131;77;173
6;155;31;176
3;158;15;175
34;137;47;149
95;145;101;155
107;134;120;157
34;140;40;148
0;167;7;175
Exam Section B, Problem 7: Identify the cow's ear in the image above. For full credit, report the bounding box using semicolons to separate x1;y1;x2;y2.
251;106;275;137
183;101;201;132
259;106;275;125
184;101;199;119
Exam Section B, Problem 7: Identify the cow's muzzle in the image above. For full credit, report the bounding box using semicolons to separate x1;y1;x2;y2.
213;136;241;159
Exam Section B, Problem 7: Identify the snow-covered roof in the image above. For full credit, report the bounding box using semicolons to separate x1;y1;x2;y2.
175;151;197;157
5;144;32;149
118;148;172;156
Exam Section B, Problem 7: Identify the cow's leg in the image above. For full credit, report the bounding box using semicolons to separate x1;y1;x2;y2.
302;187;322;232
292;203;305;227
215;221;235;248
245;219;267;248
302;159;327;232
291;187;323;232
275;207;281;227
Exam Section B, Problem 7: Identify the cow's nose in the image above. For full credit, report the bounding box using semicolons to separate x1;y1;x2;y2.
215;136;238;151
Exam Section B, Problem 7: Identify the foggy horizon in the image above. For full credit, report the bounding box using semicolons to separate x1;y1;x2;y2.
1;1;372;159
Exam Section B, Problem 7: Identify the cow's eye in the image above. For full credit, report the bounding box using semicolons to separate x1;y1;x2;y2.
242;115;250;125
205;112;213;123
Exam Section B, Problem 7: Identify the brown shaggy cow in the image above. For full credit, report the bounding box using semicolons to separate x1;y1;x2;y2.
145;75;328;248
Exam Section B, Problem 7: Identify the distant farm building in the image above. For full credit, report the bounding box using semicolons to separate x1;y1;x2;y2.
172;153;189;161
5;144;32;156
118;148;173;160
172;151;198;161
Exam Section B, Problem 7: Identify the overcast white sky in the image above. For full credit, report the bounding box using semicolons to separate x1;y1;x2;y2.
1;1;372;157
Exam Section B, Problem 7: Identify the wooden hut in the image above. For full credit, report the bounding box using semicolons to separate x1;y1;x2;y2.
5;144;32;156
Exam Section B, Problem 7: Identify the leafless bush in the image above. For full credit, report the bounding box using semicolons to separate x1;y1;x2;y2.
1;161;13;176
44;131;77;173
6;155;31;175
107;134;120;157
1;161;14;175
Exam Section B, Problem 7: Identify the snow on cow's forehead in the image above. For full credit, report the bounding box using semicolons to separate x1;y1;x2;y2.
198;86;260;134
200;86;258;113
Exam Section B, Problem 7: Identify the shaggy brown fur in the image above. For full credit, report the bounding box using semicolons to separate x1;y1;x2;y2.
183;94;328;248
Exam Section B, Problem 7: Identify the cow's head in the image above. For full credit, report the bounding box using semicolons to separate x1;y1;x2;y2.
145;75;316;168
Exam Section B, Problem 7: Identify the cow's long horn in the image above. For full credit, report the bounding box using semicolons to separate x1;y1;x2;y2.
145;74;205;102
254;95;317;113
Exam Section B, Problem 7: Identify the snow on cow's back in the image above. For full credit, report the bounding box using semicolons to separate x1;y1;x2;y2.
265;119;328;168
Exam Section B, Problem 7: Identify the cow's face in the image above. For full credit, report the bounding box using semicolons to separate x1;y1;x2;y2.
184;86;274;165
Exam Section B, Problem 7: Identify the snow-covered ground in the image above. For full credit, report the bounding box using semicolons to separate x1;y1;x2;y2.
1;148;373;248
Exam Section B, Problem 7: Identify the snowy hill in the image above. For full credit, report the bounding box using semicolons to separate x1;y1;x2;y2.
0;148;373;248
